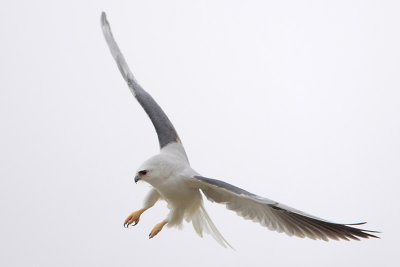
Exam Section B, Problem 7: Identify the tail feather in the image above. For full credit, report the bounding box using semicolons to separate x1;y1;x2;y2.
191;205;233;248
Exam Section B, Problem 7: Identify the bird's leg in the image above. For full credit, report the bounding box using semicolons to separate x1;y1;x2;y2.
149;219;168;239
124;208;146;227
124;189;160;228
149;209;179;239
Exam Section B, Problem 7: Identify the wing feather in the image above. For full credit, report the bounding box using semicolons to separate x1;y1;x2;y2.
192;175;379;241
101;12;182;150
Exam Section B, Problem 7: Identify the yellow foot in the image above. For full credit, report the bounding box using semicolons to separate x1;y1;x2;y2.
124;209;145;228
149;221;168;239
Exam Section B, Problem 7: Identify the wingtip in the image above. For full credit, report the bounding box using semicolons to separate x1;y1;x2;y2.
346;221;367;226
346;223;381;239
100;11;108;26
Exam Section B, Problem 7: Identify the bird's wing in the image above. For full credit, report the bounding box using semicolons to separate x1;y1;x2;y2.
191;175;379;241
101;12;182;150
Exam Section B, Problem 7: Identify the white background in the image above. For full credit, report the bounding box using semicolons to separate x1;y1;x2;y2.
1;1;399;266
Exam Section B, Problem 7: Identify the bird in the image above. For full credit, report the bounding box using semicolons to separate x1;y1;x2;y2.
100;12;378;247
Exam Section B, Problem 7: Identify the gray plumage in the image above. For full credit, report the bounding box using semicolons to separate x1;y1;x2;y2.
101;12;181;149
193;176;379;241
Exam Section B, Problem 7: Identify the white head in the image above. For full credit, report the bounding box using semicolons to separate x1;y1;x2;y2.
134;151;189;187
134;142;191;186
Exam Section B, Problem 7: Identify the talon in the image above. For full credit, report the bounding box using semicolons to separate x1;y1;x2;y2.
124;209;144;228
149;220;168;239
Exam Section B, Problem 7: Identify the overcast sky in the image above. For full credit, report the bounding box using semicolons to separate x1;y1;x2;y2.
1;1;399;266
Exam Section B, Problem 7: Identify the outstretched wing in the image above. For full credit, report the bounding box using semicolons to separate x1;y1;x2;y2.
192;175;379;241
101;12;181;149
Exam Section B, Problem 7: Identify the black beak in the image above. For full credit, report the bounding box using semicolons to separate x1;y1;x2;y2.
134;175;140;184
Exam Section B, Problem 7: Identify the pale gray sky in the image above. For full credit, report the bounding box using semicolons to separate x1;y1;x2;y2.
1;1;399;266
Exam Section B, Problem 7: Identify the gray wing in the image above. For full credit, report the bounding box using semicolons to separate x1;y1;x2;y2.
101;12;181;149
192;176;379;241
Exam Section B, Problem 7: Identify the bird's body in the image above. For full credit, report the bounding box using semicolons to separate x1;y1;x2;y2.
136;142;231;246
101;12;378;247
142;144;198;219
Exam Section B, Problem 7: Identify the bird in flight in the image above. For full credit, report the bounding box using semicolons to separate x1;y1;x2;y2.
100;12;378;247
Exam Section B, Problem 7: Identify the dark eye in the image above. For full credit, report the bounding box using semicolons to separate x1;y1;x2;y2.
138;170;148;176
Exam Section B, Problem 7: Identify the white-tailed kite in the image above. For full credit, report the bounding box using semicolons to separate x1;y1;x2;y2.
101;12;378;247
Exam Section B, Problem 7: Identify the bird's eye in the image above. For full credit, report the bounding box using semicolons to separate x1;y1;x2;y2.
138;170;148;176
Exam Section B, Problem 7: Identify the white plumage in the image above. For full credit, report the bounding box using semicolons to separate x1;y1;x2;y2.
101;12;378;247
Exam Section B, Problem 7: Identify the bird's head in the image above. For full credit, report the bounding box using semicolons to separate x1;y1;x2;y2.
134;154;178;186
134;169;148;183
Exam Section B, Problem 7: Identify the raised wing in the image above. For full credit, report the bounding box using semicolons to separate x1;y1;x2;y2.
101;12;181;149
192;176;379;241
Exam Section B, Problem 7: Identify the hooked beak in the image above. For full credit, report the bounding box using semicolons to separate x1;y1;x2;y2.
134;175;140;184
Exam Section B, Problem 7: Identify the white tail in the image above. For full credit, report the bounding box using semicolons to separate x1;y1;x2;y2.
191;204;233;248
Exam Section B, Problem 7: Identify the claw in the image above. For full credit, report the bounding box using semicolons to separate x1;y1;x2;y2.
149;220;168;239
124;209;144;228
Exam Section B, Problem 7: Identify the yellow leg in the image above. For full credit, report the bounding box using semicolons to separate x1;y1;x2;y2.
149;220;168;239
124;208;146;228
